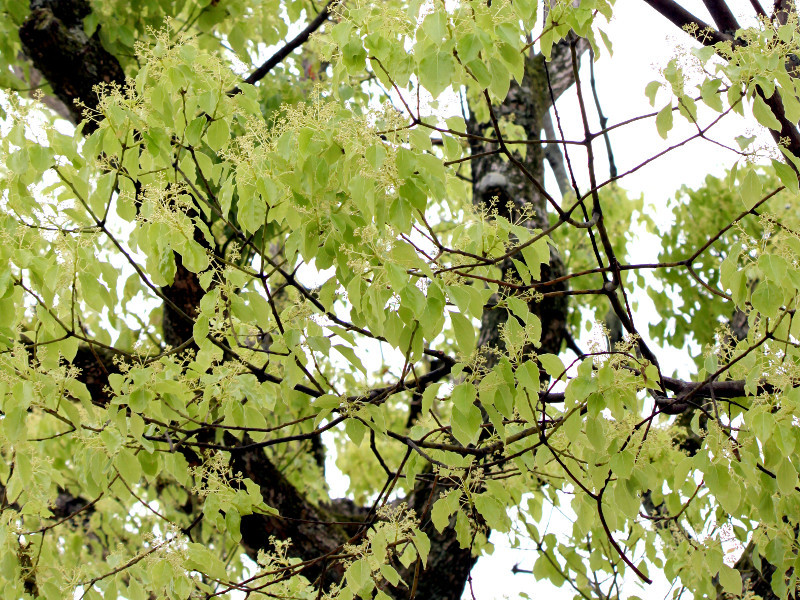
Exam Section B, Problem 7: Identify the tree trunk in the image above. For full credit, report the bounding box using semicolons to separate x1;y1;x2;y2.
468;42;583;361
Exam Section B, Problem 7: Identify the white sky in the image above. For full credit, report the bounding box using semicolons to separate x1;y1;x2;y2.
467;2;773;598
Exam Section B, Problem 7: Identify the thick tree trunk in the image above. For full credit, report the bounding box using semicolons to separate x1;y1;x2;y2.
468;43;582;362
18;0;124;131
419;38;583;599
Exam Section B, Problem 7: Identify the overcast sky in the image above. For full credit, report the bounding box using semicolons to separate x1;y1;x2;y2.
466;2;773;598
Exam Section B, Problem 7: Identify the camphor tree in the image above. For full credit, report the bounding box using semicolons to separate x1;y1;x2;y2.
4;0;800;597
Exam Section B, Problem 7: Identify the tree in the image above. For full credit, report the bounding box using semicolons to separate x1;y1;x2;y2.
1;0;800;597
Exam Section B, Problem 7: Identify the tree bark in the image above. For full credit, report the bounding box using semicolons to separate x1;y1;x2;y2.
18;0;124;132
468;40;582;363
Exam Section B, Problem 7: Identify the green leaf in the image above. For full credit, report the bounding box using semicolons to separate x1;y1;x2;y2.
345;418;367;445
185;117;206;146
365;144;387;169
421;11;447;42
718;565;742;596
538;354;565;380
129;387;153;412
771;158;799;194
752;93;782;131
516;361;539;392
565;371;597;406
751;281;783;318
421;384;440;416
777;459;797;495
431;497;452;533
186;544;227;580
466;59;492;88
226;508;242;542
345;558;371;591
656;103;673;139
333;345;367;375
519;237;550;280
413;531;430;565
419;51;455;98
498;43;524;83
451;382;481;445
739;168;762;209
451;382;476;413
114;448;142;484
533;551;566;586
488;56;511;101
206;119;229;151
456;33;481;64
700;78;723;112
474;493;508;530
380;564;402;587
238;184;266;234
450;311;475;356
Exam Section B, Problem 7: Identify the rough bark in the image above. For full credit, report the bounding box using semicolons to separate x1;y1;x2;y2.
18;0;125;132
468;41;581;363
404;475;481;600
161;255;206;349
543;112;572;197
229;437;348;588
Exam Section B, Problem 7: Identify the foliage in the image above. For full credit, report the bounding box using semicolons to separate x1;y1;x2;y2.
1;0;800;599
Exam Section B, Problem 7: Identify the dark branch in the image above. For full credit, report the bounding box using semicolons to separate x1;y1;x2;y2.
641;0;733;45
758;86;800;167
701;0;740;33
749;0;767;17
242;0;335;87
644;0;800;170
229;435;348;588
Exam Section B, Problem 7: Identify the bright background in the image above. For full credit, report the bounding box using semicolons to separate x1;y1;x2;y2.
466;1;773;598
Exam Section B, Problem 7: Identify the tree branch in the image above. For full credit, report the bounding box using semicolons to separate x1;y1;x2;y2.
641;0;733;45
701;0;740;33
228;436;348;588
643;0;800;161
241;0;335;88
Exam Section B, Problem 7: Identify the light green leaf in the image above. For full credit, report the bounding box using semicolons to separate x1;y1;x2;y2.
656;104;673;139
380;564;402;587
413;530;430;565
750;281;783;318
777;459;797;495
186;544;227;580
718;565;742;596
752;93;782;131
772;158;799;194
114;448;142;484
421;11;447;42
345;558;371;590
419;51;455;98
431;497;452;533
538;354;565;380
739;168;762;209
450;311;475;356
206;119;229;151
